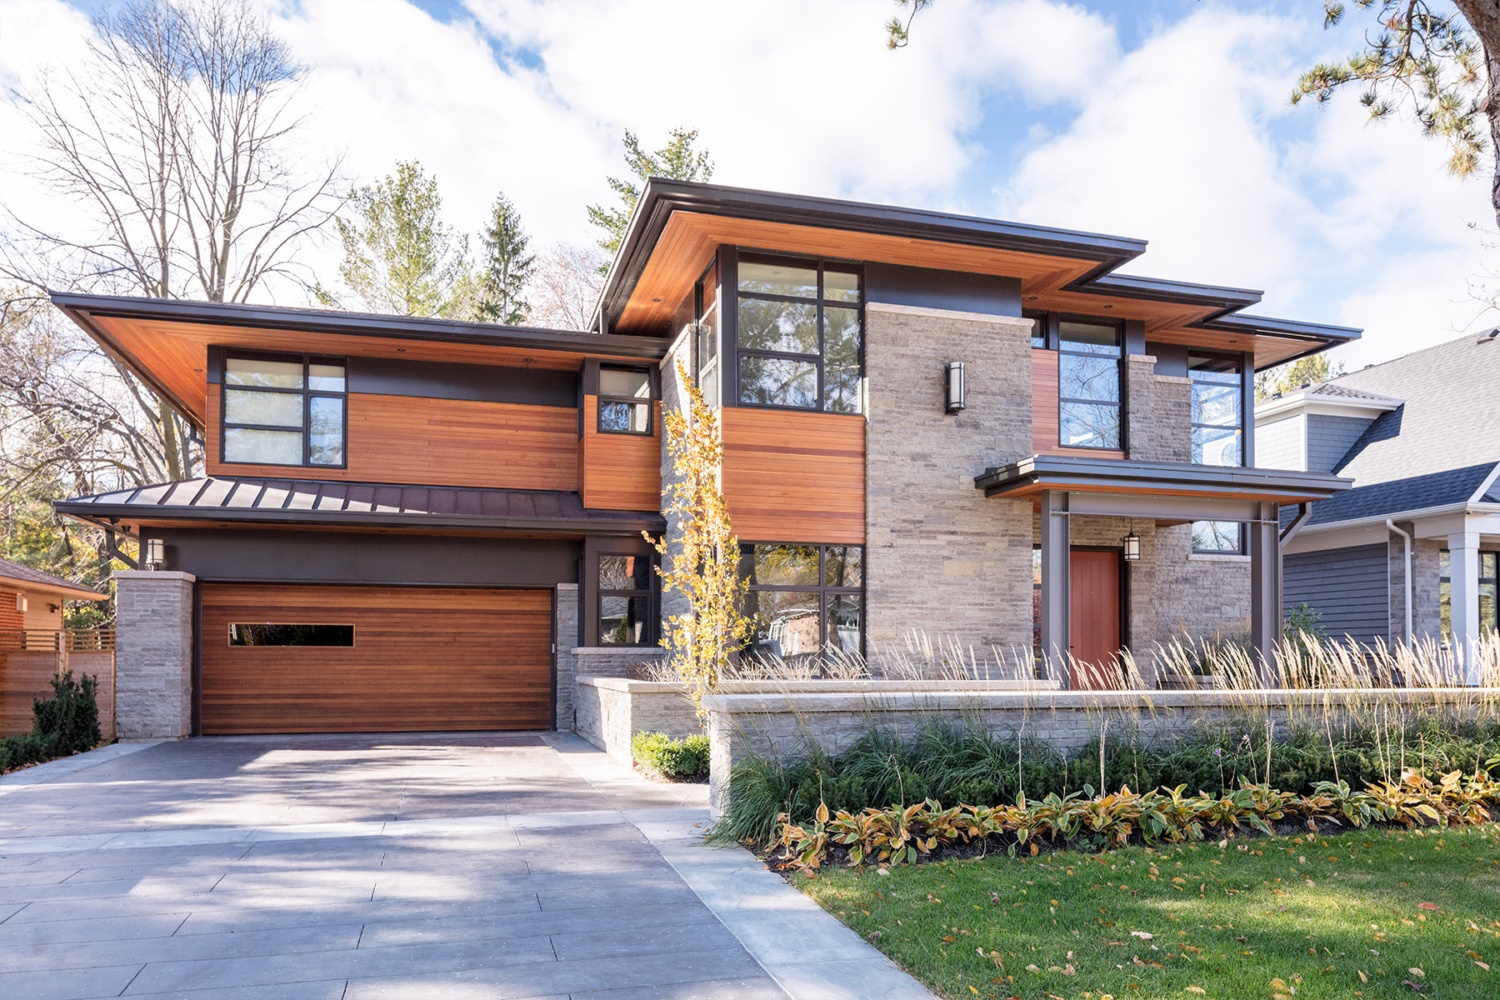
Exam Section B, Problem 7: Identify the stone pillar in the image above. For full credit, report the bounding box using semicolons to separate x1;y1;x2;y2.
1039;490;1070;684
863;302;1035;669
112;570;195;740
1448;530;1482;684
1248;502;1281;685
554;583;579;730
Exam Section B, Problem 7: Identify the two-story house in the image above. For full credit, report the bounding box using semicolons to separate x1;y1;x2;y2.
52;180;1355;738
1261;331;1500;681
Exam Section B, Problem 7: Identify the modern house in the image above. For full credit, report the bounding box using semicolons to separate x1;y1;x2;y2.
51;180;1356;739
1261;331;1500;679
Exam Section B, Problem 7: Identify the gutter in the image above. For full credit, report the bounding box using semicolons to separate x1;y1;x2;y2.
1386;519;1413;646
1291;500;1500;535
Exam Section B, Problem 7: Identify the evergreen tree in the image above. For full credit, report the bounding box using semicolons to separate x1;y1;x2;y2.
1255;353;1346;401
475;193;534;325
327;160;470;317
587;128;714;258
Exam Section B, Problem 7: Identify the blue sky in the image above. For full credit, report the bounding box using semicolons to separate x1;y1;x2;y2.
4;0;1495;367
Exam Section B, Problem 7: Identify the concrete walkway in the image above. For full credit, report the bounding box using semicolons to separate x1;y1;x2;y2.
0;732;929;1000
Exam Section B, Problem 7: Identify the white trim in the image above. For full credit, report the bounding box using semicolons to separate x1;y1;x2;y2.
1254;388;1401;422
864;299;1033;327
1294;501;1500;535
1468;462;1500;504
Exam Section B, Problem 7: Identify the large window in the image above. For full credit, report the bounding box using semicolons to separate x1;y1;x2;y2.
741;544;863;662
598;553;653;645
1057;321;1121;450
1189;354;1243;466
695;260;720;407
735;255;862;413
1439;549;1500;639
222;355;346;467
598;367;652;434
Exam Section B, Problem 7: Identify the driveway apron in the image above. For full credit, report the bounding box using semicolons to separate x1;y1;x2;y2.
0;733;789;999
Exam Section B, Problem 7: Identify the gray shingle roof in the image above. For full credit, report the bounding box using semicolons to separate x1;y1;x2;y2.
1303;332;1500;525
56;477;663;535
0;557;106;598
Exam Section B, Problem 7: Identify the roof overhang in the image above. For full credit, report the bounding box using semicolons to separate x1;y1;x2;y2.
597;179;1361;367
1255;384;1404;422
55;477;664;539
0;577;108;602
50;292;668;430
975;455;1353;506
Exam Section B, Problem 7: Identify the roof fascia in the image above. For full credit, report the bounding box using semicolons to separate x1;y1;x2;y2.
49;291;669;361
1255;391;1403;422
54;300;201;427
598;178;1151;331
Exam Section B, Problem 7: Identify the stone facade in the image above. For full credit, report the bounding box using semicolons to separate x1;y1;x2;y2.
1390;533;1445;643
1127;361;1193;463
574;677;700;761
553;584;579;729
864;302;1035;662
1155;527;1252;647
112;570;194;740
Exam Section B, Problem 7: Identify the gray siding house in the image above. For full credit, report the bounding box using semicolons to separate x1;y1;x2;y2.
1258;331;1500;679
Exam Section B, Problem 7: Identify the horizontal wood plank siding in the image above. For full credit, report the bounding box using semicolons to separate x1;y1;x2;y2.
1030;350;1125;460
199;583;552;734
720;407;865;544
579;396;662;511
0;651;113;740
207;386;579;491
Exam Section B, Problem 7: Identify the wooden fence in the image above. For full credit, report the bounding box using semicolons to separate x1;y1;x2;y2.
0;630;115;741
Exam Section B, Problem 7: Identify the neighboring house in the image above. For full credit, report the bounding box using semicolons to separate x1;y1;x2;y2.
1259;331;1500;678
0;557;111;738
50;180;1355;739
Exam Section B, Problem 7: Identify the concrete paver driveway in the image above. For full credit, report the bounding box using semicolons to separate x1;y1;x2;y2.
0;733;802;1000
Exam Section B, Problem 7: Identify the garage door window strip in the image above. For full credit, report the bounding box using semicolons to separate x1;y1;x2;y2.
228;623;355;646
222;353;348;468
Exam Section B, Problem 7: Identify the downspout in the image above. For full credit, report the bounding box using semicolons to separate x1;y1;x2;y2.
1386;519;1413;646
1280;502;1312;547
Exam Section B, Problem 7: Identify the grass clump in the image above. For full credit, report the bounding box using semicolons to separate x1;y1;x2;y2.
631;731;710;779
801;824;1500;999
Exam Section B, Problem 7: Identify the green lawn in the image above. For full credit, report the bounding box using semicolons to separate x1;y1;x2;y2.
798;824;1500;1000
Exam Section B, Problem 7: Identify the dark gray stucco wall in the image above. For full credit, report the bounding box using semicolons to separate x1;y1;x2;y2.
1283;543;1389;645
147;528;580;588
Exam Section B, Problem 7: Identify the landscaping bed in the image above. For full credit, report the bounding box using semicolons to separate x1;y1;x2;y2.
799;823;1500;999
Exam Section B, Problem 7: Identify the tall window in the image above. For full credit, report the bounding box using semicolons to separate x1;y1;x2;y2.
741;544;863;662
222;355;346;467
735;255;862;413
1189;354;1243;466
1057;321;1121;449
696;260;720;407
598;553;653;645
598;367;652;434
1439;549;1499;639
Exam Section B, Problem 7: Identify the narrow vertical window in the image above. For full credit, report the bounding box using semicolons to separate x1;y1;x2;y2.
1189;353;1243;466
598;553;653;644
1057;321;1121;449
222;355;346;467
696;260;720;407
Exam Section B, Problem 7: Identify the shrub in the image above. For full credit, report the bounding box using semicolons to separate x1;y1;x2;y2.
631;731;710;779
0;671;102;775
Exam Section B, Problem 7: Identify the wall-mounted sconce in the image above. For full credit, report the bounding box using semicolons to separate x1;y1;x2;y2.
944;361;966;414
145;538;165;571
14;593;27;613
1123;522;1141;562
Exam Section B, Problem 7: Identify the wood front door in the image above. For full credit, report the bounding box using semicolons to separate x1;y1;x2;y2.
1069;548;1124;690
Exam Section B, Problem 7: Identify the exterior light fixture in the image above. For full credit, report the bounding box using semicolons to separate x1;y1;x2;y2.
14;593;26;613
1123;522;1141;562
944;361;966;414
145;538;166;571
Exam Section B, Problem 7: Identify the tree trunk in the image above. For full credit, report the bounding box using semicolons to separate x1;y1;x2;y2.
1455;0;1500;230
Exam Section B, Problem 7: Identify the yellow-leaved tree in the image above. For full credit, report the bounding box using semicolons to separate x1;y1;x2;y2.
647;363;755;723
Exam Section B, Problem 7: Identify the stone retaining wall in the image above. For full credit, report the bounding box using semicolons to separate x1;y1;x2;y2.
701;685;1492;815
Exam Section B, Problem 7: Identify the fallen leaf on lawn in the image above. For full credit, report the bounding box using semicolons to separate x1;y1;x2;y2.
1401;980;1427;992
1131;931;1154;940
1417;902;1440;911
1408;968;1424;978
1026;964;1041;973
1476;962;1491;972
1358;971;1368;983
1186;989;1207;996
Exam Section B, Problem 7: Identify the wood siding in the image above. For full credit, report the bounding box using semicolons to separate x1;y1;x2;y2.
1;650;114;740
1031;350;1126;460
199;583;552;734
720;407;865;544
207;386;579;491
579;395;662;511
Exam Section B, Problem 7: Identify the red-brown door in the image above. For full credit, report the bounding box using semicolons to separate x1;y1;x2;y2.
1069;549;1124;690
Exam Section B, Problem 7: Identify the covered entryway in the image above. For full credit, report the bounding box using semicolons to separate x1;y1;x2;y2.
1069;548;1125;689
199;584;553;734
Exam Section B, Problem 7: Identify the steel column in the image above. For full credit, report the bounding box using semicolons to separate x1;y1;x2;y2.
1248;500;1281;685
1040;490;1071;683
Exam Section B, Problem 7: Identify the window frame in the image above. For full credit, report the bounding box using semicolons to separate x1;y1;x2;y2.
583;537;658;647
219;351;348;469
731;251;864;414
1438;549;1500;639
1191;520;1247;555
1055;316;1124;452
596;365;655;436
1188;351;1246;468
740;542;865;662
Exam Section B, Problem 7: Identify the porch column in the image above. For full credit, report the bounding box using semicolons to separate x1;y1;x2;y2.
112;570;195;739
1448;530;1482;684
1039;490;1070;683
1248;501;1280;686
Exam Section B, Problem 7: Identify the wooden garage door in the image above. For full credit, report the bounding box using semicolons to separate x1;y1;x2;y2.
200;584;552;734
